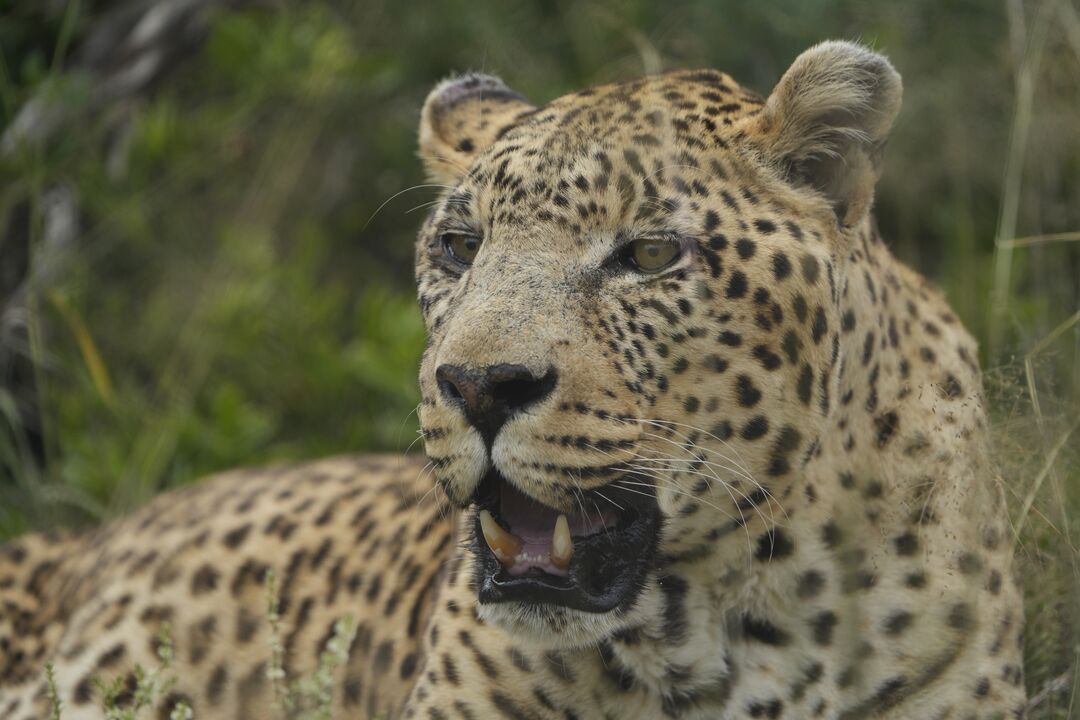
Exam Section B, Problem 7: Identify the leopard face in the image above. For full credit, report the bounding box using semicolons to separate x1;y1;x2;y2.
415;45;900;649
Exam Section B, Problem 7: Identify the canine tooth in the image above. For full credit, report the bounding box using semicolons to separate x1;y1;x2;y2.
551;514;573;569
480;510;522;565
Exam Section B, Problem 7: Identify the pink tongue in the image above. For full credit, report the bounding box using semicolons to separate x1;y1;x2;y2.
499;485;559;576
499;483;615;537
500;484;559;537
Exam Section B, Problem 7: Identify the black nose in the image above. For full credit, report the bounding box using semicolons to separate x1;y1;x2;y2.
436;363;558;447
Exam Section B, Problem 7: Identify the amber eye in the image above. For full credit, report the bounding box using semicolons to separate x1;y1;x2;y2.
441;233;482;265
625;236;681;273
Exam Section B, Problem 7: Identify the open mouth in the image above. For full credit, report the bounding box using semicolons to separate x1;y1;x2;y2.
471;469;660;613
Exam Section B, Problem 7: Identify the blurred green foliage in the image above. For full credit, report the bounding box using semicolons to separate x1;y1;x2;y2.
0;0;1078;712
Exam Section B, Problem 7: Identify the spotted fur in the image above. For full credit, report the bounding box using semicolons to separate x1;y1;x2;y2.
0;41;1024;719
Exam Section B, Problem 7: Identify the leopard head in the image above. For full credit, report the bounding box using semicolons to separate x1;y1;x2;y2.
415;41;901;648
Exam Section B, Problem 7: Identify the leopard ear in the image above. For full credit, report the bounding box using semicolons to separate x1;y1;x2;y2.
746;41;902;227
418;74;535;185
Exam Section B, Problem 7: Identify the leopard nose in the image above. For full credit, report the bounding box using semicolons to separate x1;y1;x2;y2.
436;363;558;448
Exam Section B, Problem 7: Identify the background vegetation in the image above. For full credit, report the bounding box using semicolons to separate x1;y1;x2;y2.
1;0;1077;715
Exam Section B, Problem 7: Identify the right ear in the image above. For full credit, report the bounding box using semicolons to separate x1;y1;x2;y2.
418;74;536;185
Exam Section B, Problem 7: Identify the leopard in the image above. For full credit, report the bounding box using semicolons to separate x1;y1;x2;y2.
0;41;1026;719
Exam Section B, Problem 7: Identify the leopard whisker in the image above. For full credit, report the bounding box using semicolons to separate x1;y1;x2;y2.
633;417;757;479
583;442;760;526
636;430;765;502
615;460;759;560
569;470;592;527
613;476;742;525
620;460;767;539
626;439;784;531
412;461;437;498
627;445;775;521
585;440;760;538
363;183;457;230
633;421;788;524
632;438;756;486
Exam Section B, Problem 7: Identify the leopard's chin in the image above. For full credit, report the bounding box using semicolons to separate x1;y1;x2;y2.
475;595;646;650
469;469;662;615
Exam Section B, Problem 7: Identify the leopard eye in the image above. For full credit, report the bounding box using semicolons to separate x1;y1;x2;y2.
625;236;681;273
441;232;482;265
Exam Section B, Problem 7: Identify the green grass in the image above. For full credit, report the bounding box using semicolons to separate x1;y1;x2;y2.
43;572;357;719
2;0;1078;715
44;623;189;720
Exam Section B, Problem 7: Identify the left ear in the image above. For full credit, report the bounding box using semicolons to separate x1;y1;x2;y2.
744;41;902;227
418;74;536;185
